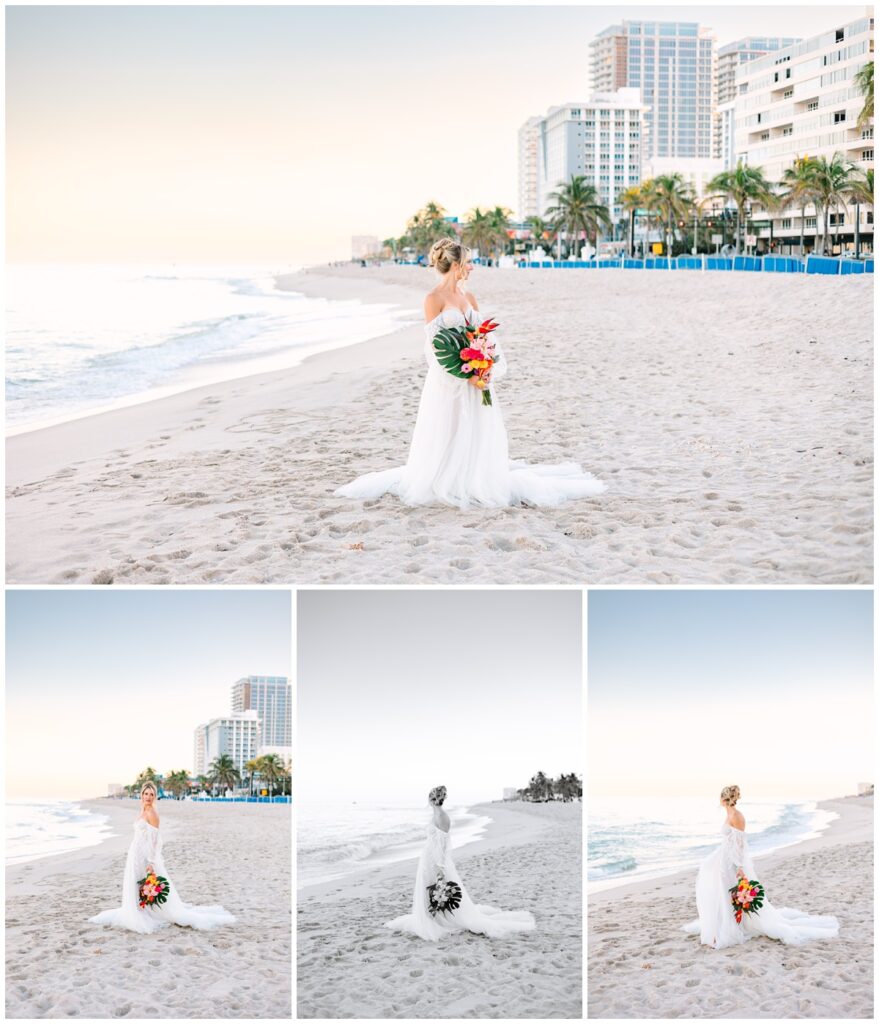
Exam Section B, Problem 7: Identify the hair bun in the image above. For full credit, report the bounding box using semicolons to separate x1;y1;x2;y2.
428;238;469;274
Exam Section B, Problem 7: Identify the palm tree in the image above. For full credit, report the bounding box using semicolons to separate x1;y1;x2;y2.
545;175;612;259
195;775;210;795
528;770;552;802
524;215;554;258
652;173;695;257
844;166;874;256
134;766;160;793
855;61;874;130
618;185;645;257
406;200;453;257
257;754;286;797
810;153;856;255
707;162;777;255
244;757;262;797
780;156;821;256
163;769;190;800
462;207;505;262
208;754;240;796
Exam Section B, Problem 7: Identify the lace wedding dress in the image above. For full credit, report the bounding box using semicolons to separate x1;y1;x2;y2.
385;821;536;941
335;305;606;508
682;824;839;948
90;818;235;933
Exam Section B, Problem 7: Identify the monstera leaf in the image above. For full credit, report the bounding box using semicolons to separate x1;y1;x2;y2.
427;877;463;917
432;325;475;379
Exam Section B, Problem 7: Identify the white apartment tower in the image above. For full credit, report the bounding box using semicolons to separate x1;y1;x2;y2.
735;14;874;252
193;711;259;778
590;21;715;162
518;116;543;221
231;675;291;755
714;36;800;166
534;90;647;234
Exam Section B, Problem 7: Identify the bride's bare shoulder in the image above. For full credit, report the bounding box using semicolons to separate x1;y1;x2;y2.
145;807;160;826
424;291;443;322
730;808;745;830
464;289;479;311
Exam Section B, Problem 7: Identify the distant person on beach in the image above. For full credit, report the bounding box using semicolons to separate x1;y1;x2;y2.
90;782;235;934
335;237;606;508
385;785;535;941
683;785;839;949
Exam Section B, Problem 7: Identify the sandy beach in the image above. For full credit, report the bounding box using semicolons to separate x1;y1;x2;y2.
5;799;291;1019
297;800;582;1019
588;795;873;1019
6;265;872;584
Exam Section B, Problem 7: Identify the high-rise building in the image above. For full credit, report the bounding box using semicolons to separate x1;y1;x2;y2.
351;235;380;260
714;36;800;165
518;116;543;221
193;710;259;779
533;90;647;237
590;21;716;162
735;14;874;253
231;675;291;750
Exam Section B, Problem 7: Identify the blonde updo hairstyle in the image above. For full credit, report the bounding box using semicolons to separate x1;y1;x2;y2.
720;784;741;808
428;237;470;276
428;785;447;807
140;782;158;799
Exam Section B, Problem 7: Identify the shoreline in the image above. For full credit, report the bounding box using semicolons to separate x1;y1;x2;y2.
298;800;582;1019
5;799;291;1019
588;795;873;1018
6;266;420;440
7;264;871;585
588;795;850;895
298;799;566;897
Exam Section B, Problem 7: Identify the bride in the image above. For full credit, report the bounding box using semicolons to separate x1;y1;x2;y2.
683;785;839;949
335;237;606;508
90;782;235;933
385;785;536;941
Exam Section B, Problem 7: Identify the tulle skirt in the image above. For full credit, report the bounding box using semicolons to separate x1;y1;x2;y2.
336;360;605;509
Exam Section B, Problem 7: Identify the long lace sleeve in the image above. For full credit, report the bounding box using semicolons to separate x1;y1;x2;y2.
134;826;160;868
426;828;449;873
721;828;747;877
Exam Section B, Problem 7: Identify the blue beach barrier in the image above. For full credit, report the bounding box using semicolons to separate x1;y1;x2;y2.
806;255;841;275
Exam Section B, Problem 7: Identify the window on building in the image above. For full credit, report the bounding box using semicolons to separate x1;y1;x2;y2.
835;28;844;43
805;217;817;228
781;218;792;229
807;100;819;111
833;110;846;123
783;89;793;98
863;149;874;160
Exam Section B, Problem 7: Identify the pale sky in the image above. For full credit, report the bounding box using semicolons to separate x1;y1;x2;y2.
297;589;582;805
5;590;291;799
588;590;874;800
6;4;866;264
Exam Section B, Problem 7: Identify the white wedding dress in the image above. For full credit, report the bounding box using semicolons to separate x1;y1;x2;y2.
90;818;235;933
385;821;536;942
682;824;839;948
335;305;606;508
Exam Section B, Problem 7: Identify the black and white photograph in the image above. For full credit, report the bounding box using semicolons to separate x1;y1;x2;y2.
296;589;583;1018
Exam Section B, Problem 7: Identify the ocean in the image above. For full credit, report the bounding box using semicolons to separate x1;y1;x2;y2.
588;796;837;891
298;801;492;889
6;264;419;432
6;799;115;865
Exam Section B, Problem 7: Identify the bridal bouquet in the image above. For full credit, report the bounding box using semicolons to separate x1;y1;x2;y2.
432;318;500;406
427;871;463;918
137;871;170;910
729;876;765;923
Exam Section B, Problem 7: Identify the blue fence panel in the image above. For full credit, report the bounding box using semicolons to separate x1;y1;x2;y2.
645;257;670;270
732;255;761;272
675;256;702;270
865;259;874;274
806;256;840;275
597;259;621;268
763;255;801;274
840;259;866;275
622;259;644;269
705;257;733;271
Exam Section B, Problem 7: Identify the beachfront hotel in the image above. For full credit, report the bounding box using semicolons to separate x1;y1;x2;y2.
193;710;260;777
735;13;874;254
231;674;292;760
525;89;647;237
714;36;800;167
590;21;715;163
518;115;543;221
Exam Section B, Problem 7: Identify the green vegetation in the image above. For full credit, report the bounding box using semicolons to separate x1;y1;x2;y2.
512;771;582;803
